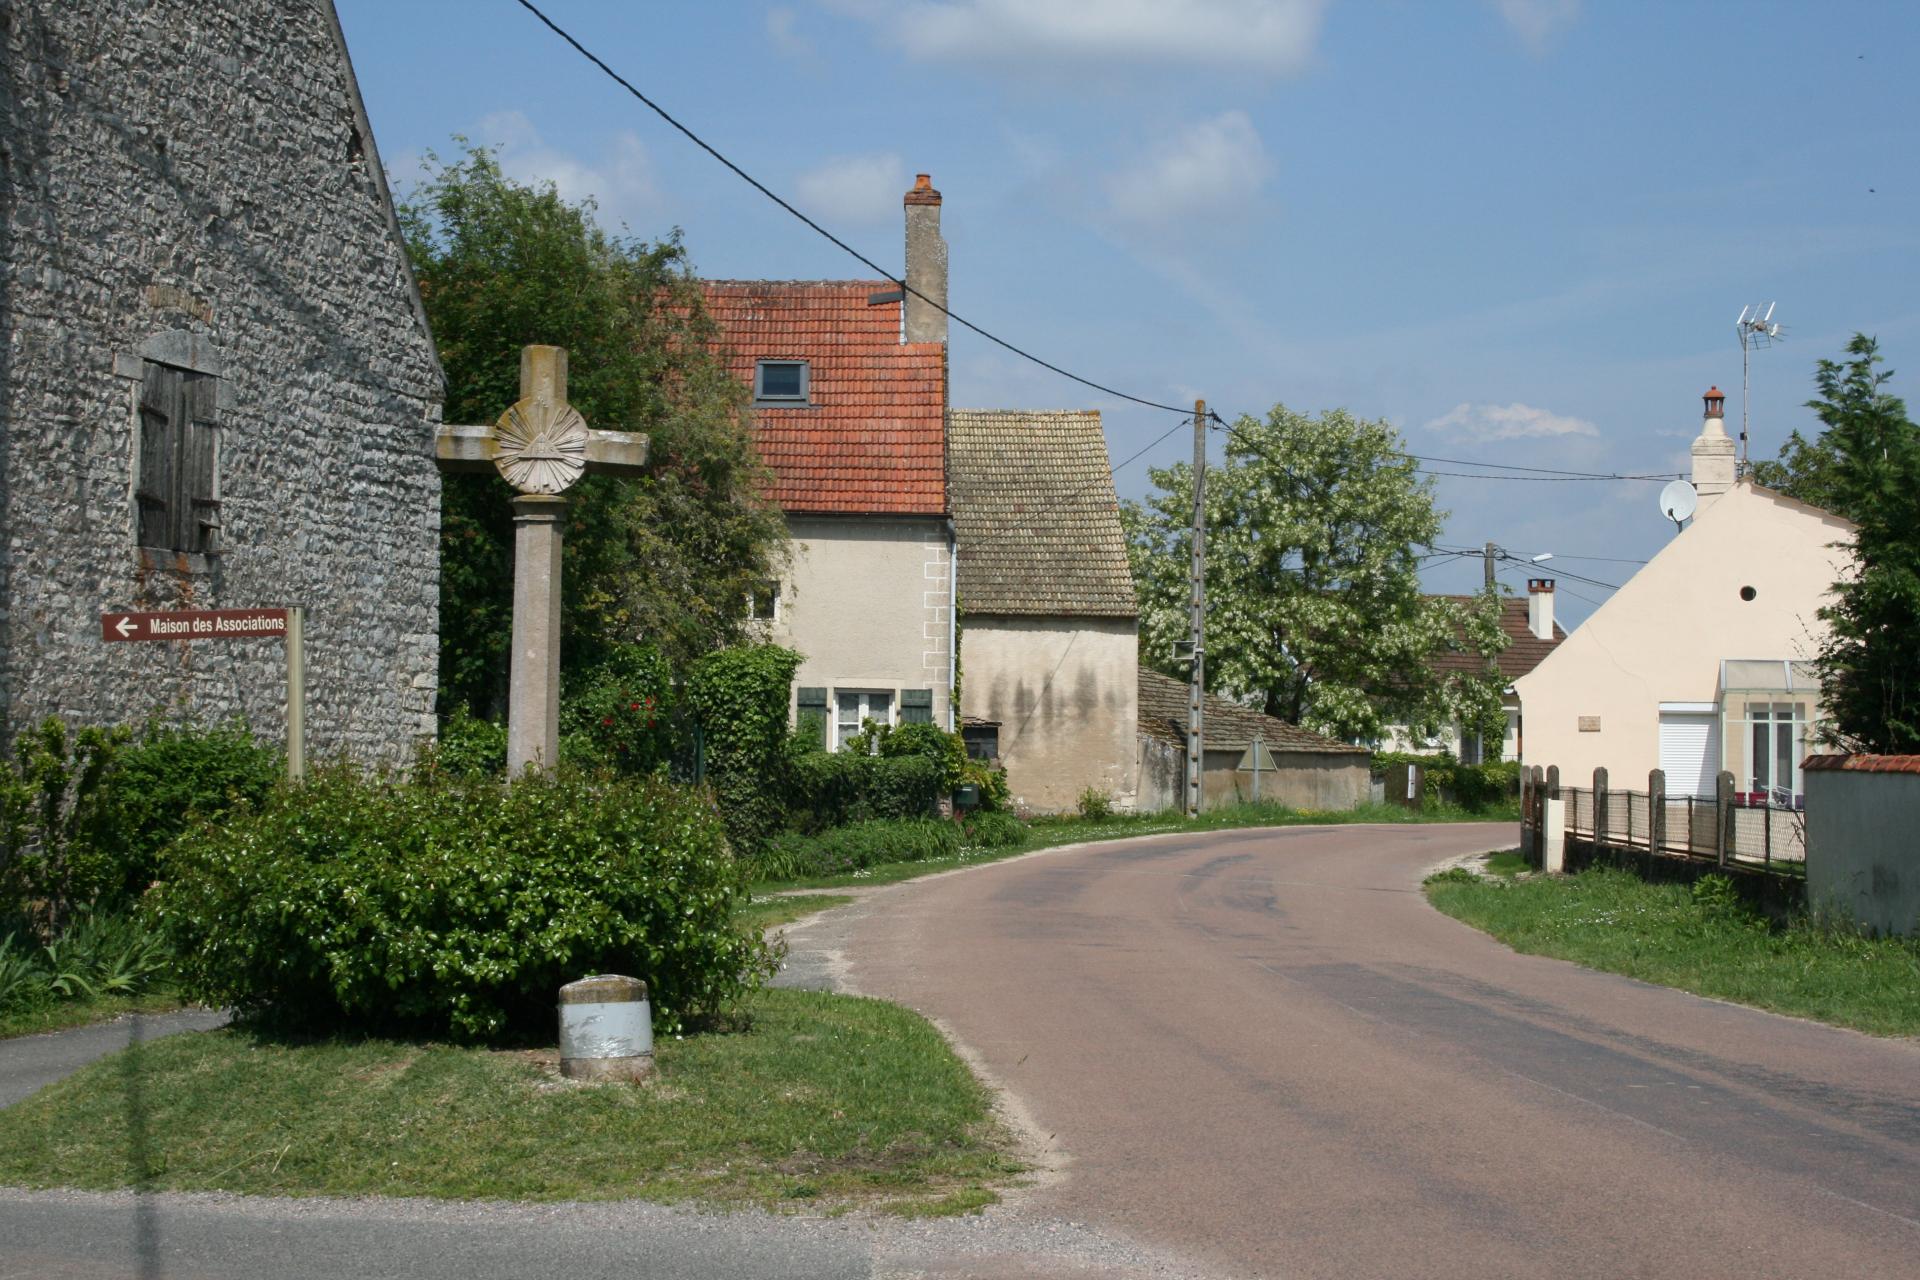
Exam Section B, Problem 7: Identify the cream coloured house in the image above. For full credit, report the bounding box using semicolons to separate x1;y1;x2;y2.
701;177;956;741
1513;388;1854;801
948;409;1139;810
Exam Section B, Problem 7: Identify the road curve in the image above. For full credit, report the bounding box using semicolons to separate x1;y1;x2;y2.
816;822;1920;1279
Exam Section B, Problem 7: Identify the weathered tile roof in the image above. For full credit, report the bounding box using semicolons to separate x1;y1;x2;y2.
1425;594;1566;684
1803;754;1920;774
1138;669;1368;755
948;409;1137;617
700;281;946;517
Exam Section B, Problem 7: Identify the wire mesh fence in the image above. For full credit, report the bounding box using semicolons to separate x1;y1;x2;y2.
1557;784;1805;875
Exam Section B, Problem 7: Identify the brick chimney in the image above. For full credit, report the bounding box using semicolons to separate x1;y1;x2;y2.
1527;578;1556;640
1691;385;1736;496
903;174;947;345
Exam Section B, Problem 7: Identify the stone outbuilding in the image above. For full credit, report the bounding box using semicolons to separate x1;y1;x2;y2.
0;1;445;760
1137;670;1370;812
949;409;1139;811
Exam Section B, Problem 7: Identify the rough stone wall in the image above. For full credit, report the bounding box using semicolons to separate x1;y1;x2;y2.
0;0;443;763
961;616;1138;813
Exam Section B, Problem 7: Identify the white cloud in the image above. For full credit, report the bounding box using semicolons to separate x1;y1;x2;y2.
1425;402;1600;442
766;7;816;59
1104;111;1272;229
793;152;909;225
1492;0;1580;53
837;0;1327;76
470;111;661;229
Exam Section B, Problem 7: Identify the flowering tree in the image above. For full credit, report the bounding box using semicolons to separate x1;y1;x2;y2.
1123;404;1507;744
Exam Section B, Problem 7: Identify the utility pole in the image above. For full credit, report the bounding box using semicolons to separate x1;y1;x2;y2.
1484;541;1497;590
1187;400;1207;818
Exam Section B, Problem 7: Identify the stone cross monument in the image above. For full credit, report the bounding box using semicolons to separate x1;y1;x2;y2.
435;345;648;774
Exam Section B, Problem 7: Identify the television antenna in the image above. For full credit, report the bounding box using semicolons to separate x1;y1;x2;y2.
1735;303;1784;472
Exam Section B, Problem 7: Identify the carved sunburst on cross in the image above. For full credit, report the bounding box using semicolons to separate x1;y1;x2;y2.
493;395;590;494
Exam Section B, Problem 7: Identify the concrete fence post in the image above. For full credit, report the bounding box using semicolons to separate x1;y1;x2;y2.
1728;771;1743;871
1542;765;1565;874
1592;766;1609;843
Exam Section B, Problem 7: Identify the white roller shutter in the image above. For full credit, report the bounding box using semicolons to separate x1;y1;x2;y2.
1659;711;1719;799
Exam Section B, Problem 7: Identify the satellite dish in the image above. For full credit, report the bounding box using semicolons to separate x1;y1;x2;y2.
1660;479;1698;527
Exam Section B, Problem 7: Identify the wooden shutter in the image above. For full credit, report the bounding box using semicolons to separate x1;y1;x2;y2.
183;371;220;553
796;687;829;747
135;363;179;548
900;688;935;725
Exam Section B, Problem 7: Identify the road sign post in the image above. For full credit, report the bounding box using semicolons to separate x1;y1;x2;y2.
100;606;306;780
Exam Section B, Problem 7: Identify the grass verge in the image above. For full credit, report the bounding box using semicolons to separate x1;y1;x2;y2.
1425;865;1920;1037
734;894;855;935
0;987;1022;1214
755;799;1512;894
0;991;186;1042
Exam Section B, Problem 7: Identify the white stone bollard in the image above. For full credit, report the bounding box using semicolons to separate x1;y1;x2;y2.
558;974;654;1082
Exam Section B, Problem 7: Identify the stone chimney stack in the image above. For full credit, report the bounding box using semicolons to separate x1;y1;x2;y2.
1691;385;1737;496
903;174;947;345
1527;578;1556;640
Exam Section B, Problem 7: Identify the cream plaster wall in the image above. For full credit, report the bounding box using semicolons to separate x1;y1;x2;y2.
769;515;953;731
1513;484;1853;790
962;616;1138;812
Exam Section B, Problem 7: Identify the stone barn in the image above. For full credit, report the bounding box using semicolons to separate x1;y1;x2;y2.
0;1;443;761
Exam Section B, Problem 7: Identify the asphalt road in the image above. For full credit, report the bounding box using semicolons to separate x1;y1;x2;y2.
795;821;1920;1279
0;1010;228;1111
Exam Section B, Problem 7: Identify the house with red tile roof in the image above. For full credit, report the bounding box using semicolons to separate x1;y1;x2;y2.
698;176;955;744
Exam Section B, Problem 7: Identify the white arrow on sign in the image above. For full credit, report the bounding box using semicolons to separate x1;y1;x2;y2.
114;617;136;638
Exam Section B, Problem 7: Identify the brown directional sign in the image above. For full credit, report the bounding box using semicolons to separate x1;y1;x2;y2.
100;608;290;643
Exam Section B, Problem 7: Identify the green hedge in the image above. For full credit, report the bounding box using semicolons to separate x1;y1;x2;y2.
2;717;281;927
151;766;773;1040
785;750;944;830
685;646;803;853
1371;751;1520;813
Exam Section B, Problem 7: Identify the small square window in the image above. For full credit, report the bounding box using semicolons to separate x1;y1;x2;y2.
755;360;808;404
747;581;779;621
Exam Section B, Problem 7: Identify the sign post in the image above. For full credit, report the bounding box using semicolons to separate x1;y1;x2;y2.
100;606;305;780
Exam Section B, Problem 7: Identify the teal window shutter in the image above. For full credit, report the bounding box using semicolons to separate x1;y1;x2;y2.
796;686;829;746
900;688;935;725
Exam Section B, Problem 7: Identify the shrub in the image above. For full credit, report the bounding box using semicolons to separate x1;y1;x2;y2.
559;642;675;775
1077;786;1113;821
77;719;281;910
1370;751;1518;815
151;766;774;1040
959;756;1011;811
0;718;126;928
685;646;804;852
1;716;280;926
751;818;962;882
786;750;943;830
959;810;1028;849
430;706;508;777
879;722;968;791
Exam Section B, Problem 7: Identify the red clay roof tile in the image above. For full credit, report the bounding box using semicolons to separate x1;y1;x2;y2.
701;280;946;517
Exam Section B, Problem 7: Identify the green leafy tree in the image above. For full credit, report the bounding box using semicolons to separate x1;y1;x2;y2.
398;144;786;718
1799;336;1920;752
1122;405;1507;742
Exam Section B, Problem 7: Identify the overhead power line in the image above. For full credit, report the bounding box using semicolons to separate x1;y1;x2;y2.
510;0;1191;415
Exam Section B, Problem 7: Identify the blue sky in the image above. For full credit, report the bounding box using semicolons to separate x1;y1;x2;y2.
336;0;1919;627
